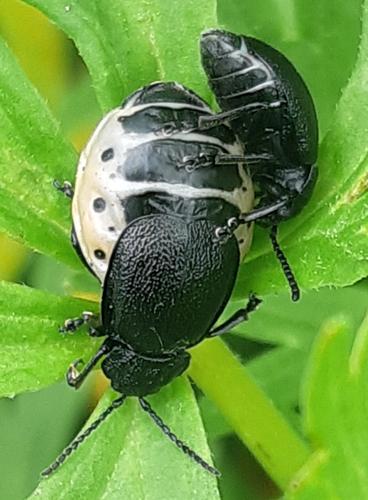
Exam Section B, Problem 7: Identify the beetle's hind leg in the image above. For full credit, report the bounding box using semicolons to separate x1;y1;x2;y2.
67;340;111;389
198;101;281;130
215;152;275;166
53;179;74;198
207;293;262;337
178;152;276;173
59;311;104;337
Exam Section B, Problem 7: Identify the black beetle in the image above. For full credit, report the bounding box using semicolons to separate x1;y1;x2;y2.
199;29;318;300
48;81;260;477
46;28;318;476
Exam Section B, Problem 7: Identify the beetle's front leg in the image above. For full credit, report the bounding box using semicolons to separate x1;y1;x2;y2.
59;311;104;337
67;340;111;389
207;293;262;337
198;101;282;130
53;179;74;199
214;199;288;242
214;209;300;302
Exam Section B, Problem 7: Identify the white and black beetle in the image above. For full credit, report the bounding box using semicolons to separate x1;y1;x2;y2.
200;30;318;300
48;81;259;476
47;29;318;477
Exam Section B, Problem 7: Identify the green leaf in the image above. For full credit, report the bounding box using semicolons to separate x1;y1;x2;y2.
226;284;368;348
218;0;362;136
31;379;221;500
199;347;307;440
0;281;99;397
198;284;368;440
189;338;310;490
24;0;217;111
0;381;91;499
247;347;306;431
286;313;368;498
229;284;367;432
235;0;368;297
0;35;80;269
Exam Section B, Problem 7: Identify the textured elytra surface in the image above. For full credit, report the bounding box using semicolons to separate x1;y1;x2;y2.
102;214;240;353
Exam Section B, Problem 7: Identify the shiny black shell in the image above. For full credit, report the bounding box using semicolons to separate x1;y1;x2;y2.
102;214;240;354
200;30;318;225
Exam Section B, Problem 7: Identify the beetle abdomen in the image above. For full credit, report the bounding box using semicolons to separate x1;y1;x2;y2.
72;81;253;281
200;30;318;166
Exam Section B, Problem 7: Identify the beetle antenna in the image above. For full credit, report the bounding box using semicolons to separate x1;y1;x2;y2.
269;225;300;302
139;398;220;477
41;395;127;477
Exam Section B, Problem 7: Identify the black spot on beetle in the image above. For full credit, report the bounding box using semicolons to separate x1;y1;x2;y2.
239;238;245;244
93;197;106;212
94;249;106;259
101;148;114;162
108;226;115;232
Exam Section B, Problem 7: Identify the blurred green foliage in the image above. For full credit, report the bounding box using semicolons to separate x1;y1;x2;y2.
0;0;366;499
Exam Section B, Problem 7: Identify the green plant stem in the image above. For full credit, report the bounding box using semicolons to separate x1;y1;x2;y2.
189;338;310;491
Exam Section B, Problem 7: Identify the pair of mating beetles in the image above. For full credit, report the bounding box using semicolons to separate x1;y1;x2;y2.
45;29;318;476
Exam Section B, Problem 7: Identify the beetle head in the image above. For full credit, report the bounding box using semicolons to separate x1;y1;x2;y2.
102;345;190;397
256;164;317;226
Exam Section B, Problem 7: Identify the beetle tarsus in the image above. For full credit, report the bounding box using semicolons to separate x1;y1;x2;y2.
177;152;215;172
59;311;100;335
214;200;289;244
208;292;262;337
214;206;300;298
66;341;111;389
66;359;84;388
53;179;74;198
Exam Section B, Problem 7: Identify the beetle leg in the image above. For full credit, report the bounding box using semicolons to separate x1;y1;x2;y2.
59;311;102;336
178;152;277;172
53;179;74;198
214;209;300;302
213;200;288;243
88;325;106;337
177;152;215;172
207;293;262;337
67;341;111;389
198;101;281;129
215;152;275;166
